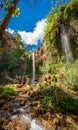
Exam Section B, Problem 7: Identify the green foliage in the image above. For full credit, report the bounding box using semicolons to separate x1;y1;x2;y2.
0;33;27;76
32;0;78;114
60;96;78;113
29;84;34;90
4;0;20;17
15;33;25;50
43;0;78;90
59;4;66;13
8;48;23;69
65;59;78;90
47;2;61;23
43;95;56;110
45;3;62;40
0;86;3;94
5;1;13;13
0;51;10;71
41;85;78;113
64;0;78;20
44;86;61;96
12;8;20;17
1;84;17;96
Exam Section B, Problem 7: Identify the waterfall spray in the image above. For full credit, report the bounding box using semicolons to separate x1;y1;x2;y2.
61;24;73;63
61;24;71;56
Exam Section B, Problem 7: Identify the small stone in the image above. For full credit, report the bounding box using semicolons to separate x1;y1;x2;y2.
0;99;6;106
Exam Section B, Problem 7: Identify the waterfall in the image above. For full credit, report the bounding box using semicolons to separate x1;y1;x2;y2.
61;24;71;56
61;24;73;64
32;52;35;83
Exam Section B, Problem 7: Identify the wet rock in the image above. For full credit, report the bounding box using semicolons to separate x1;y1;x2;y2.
12;109;19;115
0;126;5;130
52;117;60;126
19;99;26;106
5;117;30;130
0;115;9;127
52;114;67;127
0;99;6;106
7;95;16;100
3;104;14;113
55;127;61;130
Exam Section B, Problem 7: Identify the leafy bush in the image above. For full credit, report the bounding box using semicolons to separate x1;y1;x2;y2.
8;48;23;70
29;84;34;90
65;59;78;90
45;86;61;96
43;96;56;110
60;96;78;113
1;84;17;96
0;86;3;94
64;0;78;20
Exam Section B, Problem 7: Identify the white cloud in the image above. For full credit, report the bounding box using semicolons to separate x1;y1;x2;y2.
6;28;14;35
18;19;47;45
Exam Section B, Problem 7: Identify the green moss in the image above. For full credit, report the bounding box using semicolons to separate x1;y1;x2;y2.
43;95;56;111
64;0;78;20
1;84;17;96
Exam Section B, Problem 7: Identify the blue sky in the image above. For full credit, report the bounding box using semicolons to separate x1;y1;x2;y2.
0;0;70;51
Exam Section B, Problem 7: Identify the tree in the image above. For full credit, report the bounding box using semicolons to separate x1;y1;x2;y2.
0;0;18;40
0;0;36;40
0;0;68;41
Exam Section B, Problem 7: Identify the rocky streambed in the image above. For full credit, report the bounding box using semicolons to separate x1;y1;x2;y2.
0;85;78;130
0;85;45;130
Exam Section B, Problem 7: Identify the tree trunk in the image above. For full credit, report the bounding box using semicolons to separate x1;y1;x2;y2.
0;0;19;40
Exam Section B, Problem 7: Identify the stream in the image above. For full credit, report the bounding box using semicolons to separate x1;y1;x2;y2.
0;87;78;130
7;99;45;130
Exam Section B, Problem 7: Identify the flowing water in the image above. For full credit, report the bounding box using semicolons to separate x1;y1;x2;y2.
32;52;35;83
20;114;44;130
61;24;73;63
9;100;45;130
61;24;71;56
11;114;44;130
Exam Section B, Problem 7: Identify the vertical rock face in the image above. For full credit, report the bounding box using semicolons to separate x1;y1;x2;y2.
35;44;46;62
2;31;17;50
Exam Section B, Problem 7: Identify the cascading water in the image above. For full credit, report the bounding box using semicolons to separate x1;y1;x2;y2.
32;52;35;83
10;100;45;130
61;24;71;56
20;114;44;130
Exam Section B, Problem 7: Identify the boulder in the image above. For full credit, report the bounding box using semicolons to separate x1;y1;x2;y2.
5;117;30;130
0;99;6;106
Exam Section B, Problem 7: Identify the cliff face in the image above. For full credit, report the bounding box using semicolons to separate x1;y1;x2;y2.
1;31;17;50
43;0;78;59
0;32;26;79
34;0;78;77
35;43;46;62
